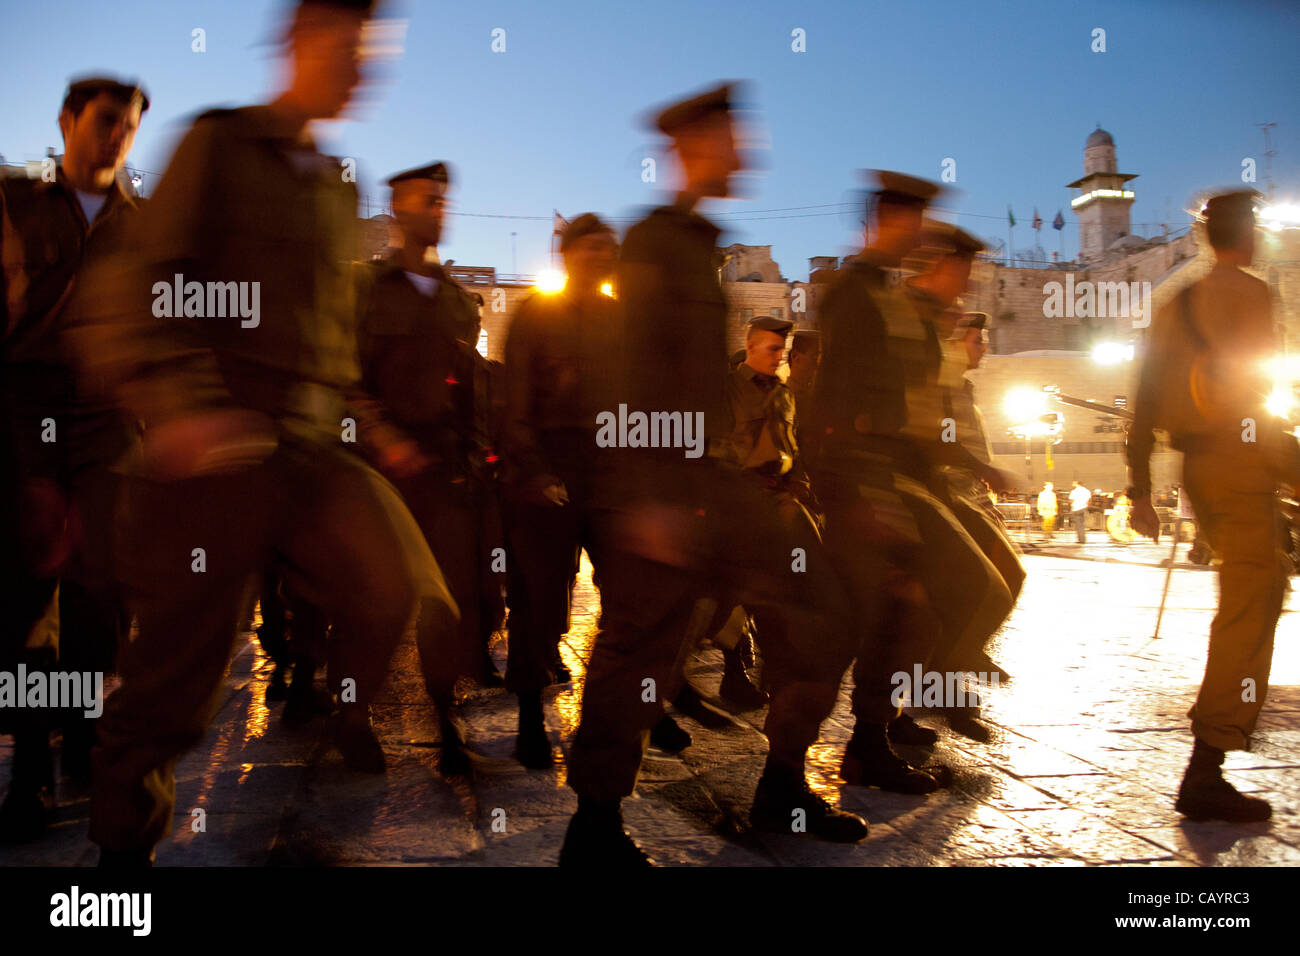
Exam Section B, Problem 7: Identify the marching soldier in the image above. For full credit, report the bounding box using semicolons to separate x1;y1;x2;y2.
349;160;499;775
0;75;149;842
500;213;621;768
1128;188;1292;822
560;83;865;866
713;315;816;709
72;0;456;865
814;172;1013;792
786;328;821;445
903;226;1023;740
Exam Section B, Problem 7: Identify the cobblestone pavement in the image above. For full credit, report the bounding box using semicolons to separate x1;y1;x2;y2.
2;549;1297;867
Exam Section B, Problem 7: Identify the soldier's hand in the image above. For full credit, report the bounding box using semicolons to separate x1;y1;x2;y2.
1130;496;1161;542
142;409;278;481
381;440;431;479
542;482;570;507
524;474;567;507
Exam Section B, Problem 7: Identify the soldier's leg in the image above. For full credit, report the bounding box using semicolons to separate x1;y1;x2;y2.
900;479;1014;679
57;463;127;779
1183;456;1283;751
1174;453;1280;822
819;472;946;795
90;466;274;856
276;445;454;772
952;495;1026;604
395;472;483;699
504;494;581;696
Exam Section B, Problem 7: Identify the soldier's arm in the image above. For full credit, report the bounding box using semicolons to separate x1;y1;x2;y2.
1125;296;1181;497
343;265;419;460
500;298;556;488
66;116;235;427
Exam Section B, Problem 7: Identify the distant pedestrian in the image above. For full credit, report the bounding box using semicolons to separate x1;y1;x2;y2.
1036;482;1057;538
1068;480;1091;543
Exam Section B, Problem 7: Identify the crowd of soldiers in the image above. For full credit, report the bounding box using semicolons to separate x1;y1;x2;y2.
1;0;1289;867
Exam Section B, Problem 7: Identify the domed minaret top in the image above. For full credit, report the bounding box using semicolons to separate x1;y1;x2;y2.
1067;125;1138;261
1083;125;1117;174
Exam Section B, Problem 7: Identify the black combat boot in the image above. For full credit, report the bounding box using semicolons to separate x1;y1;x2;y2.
671;683;731;728
888;712;939;747
480;646;505;689
945;705;993;743
649;713;692;753
719;645;768;710
334;709;386;774
750;759;868;843
0;729;55;844
515;690;554;769
97;846;156;868
558;798;654;867
1174;738;1271;822
841;722;943;794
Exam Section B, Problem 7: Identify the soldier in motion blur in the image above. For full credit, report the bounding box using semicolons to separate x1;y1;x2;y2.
72;0;455;865
349;160;498;776
559;84;866;866
500;213;622;769
813;173;1015;792
0;75;149;842
1128;188;1292;822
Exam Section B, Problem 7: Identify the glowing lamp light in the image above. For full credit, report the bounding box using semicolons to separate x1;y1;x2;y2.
1260;202;1300;232
1266;387;1294;418
535;269;567;294
1091;342;1134;365
600;282;615;298
1004;386;1048;424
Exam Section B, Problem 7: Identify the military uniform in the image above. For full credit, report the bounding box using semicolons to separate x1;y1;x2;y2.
567;201;854;802
1129;261;1287;753
500;287;621;695
350;252;497;697
1;165;143;824
71;105;455;853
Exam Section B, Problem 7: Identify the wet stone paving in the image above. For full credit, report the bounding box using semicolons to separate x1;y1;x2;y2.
3;536;1299;867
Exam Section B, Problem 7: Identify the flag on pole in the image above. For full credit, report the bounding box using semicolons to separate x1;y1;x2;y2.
552;210;569;237
1032;208;1043;231
1007;206;1016;228
1052;210;1065;231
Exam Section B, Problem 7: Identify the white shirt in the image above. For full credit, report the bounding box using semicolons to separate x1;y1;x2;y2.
1069;485;1092;512
75;189;108;224
404;271;439;299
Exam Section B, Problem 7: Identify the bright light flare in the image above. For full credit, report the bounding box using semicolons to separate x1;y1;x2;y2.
535;269;567;294
1004;386;1048;424
1261;202;1300;232
1267;387;1294;418
600;282;614;298
1091;342;1134;365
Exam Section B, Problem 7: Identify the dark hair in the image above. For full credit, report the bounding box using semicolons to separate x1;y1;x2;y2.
1206;209;1254;251
560;213;615;252
61;77;150;119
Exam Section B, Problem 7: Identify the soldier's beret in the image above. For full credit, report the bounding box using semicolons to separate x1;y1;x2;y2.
790;329;821;346
299;0;377;12
559;212;615;251
957;311;988;332
748;315;794;337
649;82;738;136
920;220;984;256
386;162;450;189
868;169;944;206
1203;188;1260;223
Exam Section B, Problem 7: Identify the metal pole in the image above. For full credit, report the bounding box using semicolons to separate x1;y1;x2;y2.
1152;515;1182;639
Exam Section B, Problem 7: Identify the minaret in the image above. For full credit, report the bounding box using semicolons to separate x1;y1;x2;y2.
1067;126;1137;261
